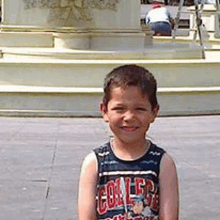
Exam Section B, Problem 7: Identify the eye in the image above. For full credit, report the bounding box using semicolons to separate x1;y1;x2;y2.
136;107;147;111
112;107;124;112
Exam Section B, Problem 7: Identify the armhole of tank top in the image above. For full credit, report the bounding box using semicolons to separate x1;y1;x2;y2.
158;151;166;178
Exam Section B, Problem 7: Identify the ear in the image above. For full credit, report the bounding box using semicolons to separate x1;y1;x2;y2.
150;105;159;123
99;102;109;123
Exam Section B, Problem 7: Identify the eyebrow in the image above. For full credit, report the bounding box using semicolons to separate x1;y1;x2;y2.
113;102;148;107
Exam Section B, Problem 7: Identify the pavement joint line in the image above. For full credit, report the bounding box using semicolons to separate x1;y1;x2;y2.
42;121;61;220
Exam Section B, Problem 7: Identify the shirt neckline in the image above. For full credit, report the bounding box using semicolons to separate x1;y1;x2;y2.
108;140;153;163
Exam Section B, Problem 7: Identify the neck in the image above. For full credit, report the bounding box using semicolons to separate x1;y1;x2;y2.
111;138;150;160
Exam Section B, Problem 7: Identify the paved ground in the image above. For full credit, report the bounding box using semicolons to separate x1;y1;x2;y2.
0;115;220;220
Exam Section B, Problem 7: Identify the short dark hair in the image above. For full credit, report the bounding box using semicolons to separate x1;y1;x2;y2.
102;64;159;109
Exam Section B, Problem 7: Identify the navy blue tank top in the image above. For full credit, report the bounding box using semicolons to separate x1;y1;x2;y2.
93;141;165;220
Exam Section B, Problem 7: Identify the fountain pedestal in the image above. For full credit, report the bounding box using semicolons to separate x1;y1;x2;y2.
1;0;153;49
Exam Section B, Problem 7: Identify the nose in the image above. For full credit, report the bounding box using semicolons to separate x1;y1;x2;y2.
123;110;135;122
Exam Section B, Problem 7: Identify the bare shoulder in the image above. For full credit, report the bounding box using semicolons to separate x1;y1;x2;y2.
82;151;97;166
80;151;97;177
160;152;177;172
159;152;178;185
78;151;98;198
159;152;179;220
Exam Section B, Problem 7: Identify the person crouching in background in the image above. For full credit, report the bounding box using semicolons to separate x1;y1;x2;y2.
146;1;174;36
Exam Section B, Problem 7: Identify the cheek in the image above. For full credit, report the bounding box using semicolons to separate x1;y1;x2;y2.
139;114;154;125
108;113;121;124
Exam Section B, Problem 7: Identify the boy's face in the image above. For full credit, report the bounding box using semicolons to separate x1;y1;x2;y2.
100;86;158;146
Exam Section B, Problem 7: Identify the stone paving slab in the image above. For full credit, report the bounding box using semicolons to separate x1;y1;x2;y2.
0;116;220;220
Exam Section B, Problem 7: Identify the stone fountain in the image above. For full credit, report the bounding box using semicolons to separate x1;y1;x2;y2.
1;0;202;57
0;0;219;117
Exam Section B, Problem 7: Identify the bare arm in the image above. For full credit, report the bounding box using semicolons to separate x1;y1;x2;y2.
78;152;98;220
159;153;179;220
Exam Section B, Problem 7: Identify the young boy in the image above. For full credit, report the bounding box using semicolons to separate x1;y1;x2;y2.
78;65;179;220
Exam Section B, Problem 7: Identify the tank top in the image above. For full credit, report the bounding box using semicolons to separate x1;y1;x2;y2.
93;141;165;220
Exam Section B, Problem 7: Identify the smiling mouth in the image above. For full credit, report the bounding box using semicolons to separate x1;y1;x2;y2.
121;126;139;132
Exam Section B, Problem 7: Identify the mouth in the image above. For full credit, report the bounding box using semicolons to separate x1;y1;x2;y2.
120;126;139;132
